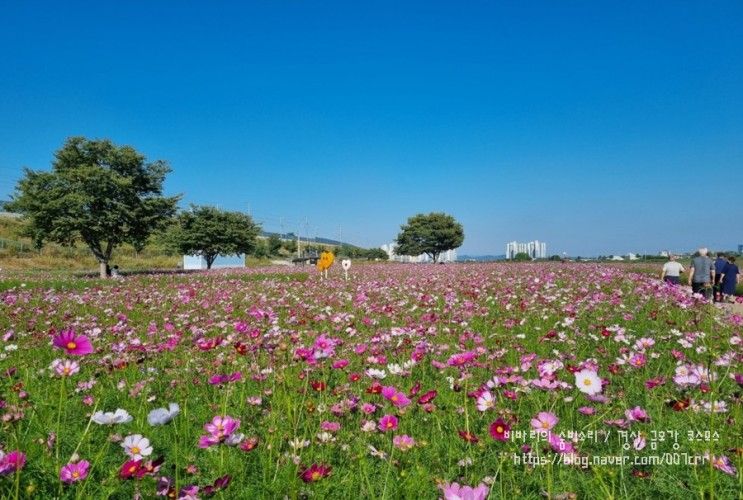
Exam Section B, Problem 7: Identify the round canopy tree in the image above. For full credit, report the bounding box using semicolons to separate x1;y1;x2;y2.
395;212;464;263
170;205;260;269
8;137;180;277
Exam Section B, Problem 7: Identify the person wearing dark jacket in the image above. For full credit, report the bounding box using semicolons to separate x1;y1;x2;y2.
720;257;740;302
714;252;728;302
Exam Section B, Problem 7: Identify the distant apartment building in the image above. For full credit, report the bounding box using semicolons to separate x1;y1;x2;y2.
380;243;457;263
506;240;547;259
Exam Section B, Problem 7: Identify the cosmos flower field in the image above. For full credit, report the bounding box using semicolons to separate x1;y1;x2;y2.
0;263;741;499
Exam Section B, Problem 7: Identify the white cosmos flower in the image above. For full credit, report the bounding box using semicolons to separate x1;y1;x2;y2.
365;368;387;379
288;438;310;450
575;369;602;396
387;363;404;375
225;432;245;446
147;403;180;426
92;409;133;425
121;434;153;459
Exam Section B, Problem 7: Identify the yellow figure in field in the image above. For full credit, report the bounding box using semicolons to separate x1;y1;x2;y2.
317;251;334;279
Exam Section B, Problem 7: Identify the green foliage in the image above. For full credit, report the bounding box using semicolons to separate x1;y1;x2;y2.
7;137;180;270
363;247;389;260
168;205;260;269
267;234;283;256
395;212;464;262
282;238;298;254
512;252;531;261
252;239;270;259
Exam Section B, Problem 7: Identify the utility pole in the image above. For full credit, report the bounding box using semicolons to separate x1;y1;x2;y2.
297;227;301;258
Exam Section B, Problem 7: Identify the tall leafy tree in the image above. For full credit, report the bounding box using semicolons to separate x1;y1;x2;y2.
267;234;283;256
170;205;260;269
8;137;180;277
395;212;464;263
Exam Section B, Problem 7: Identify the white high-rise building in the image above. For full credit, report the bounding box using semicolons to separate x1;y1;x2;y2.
506;240;548;259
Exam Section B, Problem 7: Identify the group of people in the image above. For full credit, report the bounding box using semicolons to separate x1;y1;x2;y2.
660;248;740;302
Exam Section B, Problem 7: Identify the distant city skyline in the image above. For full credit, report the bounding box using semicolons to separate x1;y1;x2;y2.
1;2;741;256
506;240;547;260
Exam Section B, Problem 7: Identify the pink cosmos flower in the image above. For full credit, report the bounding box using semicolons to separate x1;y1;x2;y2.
475;391;495;412
547;432;575;454
208;372;242;385
381;386;411;408
52;359;80;377
628;353;646;368
707;454;737;476
60;460;90;483
0;450;26;475
447;351;477;367
625;406;650;423
530;411;558;432
378;414;398;432
320;421;341;433
199;415;241;448
440;482;489;500
578;406;596;415
52;329;94;356
392;434;415;451
361;403;377;414
644;376;666;389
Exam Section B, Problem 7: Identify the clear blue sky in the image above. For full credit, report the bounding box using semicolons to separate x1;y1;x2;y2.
1;1;741;256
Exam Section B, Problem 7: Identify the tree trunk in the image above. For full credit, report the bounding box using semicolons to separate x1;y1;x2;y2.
99;261;108;279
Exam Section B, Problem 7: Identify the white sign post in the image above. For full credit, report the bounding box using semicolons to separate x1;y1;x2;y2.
341;259;351;281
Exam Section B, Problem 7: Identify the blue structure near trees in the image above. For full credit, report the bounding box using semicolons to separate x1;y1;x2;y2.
183;254;245;270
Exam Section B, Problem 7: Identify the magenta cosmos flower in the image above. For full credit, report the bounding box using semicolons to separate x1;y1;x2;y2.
440;482;489;500
60;460;90;483
381;386;411;408
52;329;94;356
0;451;26;475
489;418;510;441
300;463;332;482
378;414;399;432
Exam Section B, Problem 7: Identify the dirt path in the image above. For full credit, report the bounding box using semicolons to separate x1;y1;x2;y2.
721;302;743;316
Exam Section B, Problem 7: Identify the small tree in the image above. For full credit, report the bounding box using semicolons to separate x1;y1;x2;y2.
512;252;531;261
364;248;389;261
170;205;260;269
283;238;297;254
267;234;283;256
395;212;464;263
8;137;180;277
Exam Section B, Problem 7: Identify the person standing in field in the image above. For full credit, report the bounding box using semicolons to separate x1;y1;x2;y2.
719;256;740;302
688;248;715;299
713;252;728;302
660;255;684;285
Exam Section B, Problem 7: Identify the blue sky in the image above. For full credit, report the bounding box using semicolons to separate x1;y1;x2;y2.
1;1;741;256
